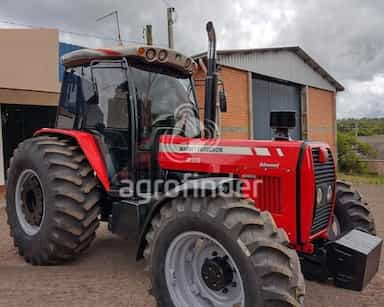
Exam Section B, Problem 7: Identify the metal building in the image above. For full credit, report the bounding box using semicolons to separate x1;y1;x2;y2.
194;47;344;151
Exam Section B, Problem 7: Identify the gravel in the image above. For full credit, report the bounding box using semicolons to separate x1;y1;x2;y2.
0;184;383;307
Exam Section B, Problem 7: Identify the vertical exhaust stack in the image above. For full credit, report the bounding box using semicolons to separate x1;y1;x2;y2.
204;21;218;138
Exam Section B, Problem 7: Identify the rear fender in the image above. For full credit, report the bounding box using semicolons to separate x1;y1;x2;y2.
136;177;241;260
34;128;110;191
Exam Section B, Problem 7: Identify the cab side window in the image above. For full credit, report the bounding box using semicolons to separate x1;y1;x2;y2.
57;69;95;129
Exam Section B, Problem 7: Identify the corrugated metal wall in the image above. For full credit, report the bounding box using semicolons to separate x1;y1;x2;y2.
218;50;336;92
252;77;301;140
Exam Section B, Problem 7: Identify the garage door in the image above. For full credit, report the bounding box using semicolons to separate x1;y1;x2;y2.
252;77;301;140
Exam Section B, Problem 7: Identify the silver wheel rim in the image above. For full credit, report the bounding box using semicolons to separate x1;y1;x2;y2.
165;231;245;307
15;169;45;236
328;214;341;240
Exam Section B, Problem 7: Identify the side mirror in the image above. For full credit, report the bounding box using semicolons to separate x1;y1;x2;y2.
219;90;227;113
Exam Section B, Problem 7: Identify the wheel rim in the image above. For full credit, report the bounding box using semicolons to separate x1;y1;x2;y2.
15;169;45;236
165;231;245;307
328;214;341;240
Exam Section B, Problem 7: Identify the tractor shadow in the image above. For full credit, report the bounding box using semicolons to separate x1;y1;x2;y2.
76;223;147;271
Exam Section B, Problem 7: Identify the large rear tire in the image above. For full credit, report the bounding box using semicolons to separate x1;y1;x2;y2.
6;135;101;265
144;195;305;307
328;180;376;240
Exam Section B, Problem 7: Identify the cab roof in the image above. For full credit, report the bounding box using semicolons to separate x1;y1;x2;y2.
61;45;197;77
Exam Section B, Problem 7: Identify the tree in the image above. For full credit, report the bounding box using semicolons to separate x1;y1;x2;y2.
337;132;378;174
337;118;384;136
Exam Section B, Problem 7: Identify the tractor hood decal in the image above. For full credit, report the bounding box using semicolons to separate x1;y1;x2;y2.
159;143;253;155
259;162;280;169
157;135;306;175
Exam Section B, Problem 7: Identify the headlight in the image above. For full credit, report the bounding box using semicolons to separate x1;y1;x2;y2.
145;48;156;61
326;185;333;202
158;49;168;62
316;187;323;205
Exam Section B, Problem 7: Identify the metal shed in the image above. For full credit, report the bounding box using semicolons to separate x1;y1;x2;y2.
193;47;343;151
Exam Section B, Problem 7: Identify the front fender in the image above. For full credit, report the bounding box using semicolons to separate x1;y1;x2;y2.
136;177;241;260
34;128;110;191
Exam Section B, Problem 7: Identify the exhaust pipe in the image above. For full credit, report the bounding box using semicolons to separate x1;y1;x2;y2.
204;21;218;138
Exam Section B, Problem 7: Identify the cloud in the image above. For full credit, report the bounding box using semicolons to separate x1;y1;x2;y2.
338;74;384;118
0;0;383;118
271;0;384;118
0;0;296;52
274;0;384;82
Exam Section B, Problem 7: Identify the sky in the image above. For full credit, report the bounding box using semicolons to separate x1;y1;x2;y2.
0;0;383;119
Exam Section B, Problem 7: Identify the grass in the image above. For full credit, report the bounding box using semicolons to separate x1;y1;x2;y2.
337;172;384;185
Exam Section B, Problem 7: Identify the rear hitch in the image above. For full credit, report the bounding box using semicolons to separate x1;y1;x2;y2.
300;229;382;291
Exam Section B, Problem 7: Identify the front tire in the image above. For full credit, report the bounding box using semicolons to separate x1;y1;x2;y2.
328;181;376;240
144;195;305;307
6;135;101;265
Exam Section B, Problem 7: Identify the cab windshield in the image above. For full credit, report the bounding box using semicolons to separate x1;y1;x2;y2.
129;65;201;143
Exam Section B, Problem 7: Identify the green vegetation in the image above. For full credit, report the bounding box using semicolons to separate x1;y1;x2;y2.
337;131;378;174
338;172;384;185
338;118;384;136
336;118;383;176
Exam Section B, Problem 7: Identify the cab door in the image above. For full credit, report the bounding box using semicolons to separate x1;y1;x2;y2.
87;60;136;188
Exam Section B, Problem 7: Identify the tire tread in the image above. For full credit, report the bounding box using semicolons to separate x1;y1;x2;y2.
144;196;305;306
334;180;376;235
6;136;101;265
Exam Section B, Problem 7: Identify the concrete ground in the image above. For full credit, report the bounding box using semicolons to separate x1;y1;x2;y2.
0;184;383;307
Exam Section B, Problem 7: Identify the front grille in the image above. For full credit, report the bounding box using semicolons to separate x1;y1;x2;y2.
312;148;336;185
311;203;333;234
253;176;282;214
311;148;335;235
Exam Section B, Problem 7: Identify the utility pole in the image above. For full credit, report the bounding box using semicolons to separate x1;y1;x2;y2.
145;25;153;45
167;7;175;49
96;10;123;45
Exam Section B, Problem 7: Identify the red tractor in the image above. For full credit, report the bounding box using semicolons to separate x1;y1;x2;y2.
6;22;381;306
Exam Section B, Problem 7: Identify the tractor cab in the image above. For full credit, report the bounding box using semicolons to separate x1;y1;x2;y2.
57;46;201;187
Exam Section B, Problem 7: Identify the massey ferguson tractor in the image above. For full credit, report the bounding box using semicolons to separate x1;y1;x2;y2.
6;22;382;307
